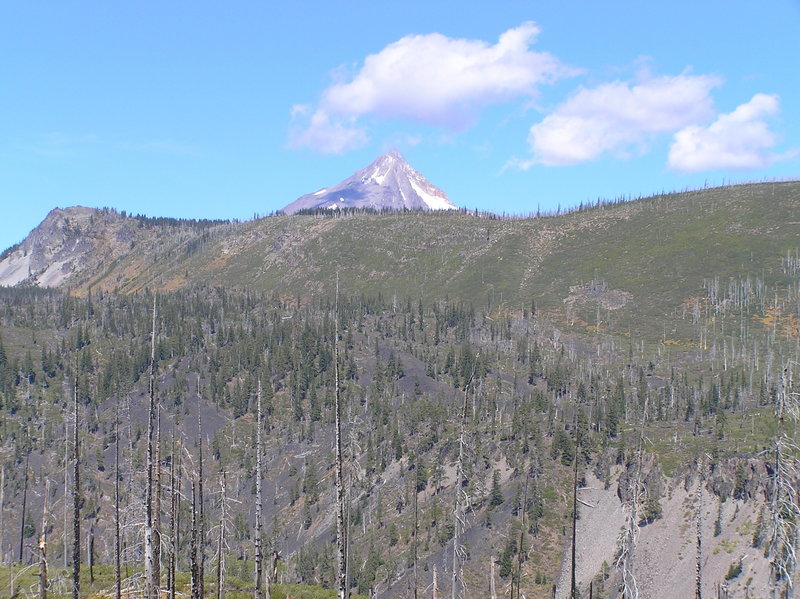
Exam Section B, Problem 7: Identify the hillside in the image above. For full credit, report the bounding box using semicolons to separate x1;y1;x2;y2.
0;182;798;598
3;181;799;346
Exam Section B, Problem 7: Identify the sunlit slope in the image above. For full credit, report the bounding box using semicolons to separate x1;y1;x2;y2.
13;181;799;343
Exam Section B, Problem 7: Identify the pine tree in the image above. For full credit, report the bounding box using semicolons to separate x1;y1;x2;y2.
489;470;504;508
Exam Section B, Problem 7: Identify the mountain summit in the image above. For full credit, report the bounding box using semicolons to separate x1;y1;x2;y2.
282;150;457;214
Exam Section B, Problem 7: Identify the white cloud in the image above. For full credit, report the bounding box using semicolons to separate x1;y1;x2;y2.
668;94;781;172
526;73;722;166
323;22;576;128
287;108;368;155
289;22;578;153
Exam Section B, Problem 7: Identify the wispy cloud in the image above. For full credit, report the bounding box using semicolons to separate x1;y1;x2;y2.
23;133;202;157
668;93;784;172
287;105;368;155
120;139;203;155
289;22;579;154
25;132;99;157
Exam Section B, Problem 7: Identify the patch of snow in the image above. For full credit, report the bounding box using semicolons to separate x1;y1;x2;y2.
313;188;328;196
408;179;456;211
370;167;389;186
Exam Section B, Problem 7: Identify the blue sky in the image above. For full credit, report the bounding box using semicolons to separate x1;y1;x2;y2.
2;1;799;250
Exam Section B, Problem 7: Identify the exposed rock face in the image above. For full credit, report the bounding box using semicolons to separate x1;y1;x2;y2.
282;150;456;214
0;207;103;288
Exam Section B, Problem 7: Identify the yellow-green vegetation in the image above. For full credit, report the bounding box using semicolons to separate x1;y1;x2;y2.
643;406;779;478
713;538;739;555
0;564;367;599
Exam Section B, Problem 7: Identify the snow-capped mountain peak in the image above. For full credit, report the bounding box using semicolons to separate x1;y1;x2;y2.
282;151;457;214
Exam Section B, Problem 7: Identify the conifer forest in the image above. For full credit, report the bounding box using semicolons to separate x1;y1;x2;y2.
0;185;799;598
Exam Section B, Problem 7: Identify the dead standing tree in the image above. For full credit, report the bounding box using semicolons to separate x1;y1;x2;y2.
114;404;122;599
215;469;232;599
199;410;206;599
0;467;4;566
39;479;49;599
19;451;30;564
511;461;531;599
616;398;648;599
254;380;265;599
188;410;207;599
334;275;348;599
145;295;161;599
695;457;705;599
167;425;179;599
72;364;81;599
767;365;799;599
452;364;476;599
570;414;580;599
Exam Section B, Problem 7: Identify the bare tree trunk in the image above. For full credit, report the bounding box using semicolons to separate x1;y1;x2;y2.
114;405;122;599
344;480;351;595
617;399;648;599
126;394;134;578
515;468;530;599
0;467;4;566
176;442;182;585
64;418;68;569
145;295;161;599
169;426;177;599
191;478;199;599
87;526;94;585
413;482;419;599
216;470;227;599
452;375;473;599
334;275;347;599
38;535;48;599
570;421;579;599
255;381;264;599
39;479;49;599
489;558;496;599
269;551;279;596
72;369;81;599
156;410;162;584
198;411;206;599
767;365;799;599
19;452;29;563
695;459;704;599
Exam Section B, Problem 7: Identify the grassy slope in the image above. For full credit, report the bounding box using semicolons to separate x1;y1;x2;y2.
72;181;800;346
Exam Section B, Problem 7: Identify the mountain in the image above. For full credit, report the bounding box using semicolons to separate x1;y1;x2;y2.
2;181;798;346
0;206;102;288
282;150;457;214
0;206;230;290
0;181;798;598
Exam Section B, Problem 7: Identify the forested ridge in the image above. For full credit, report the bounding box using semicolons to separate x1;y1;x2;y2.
0;272;797;598
0;182;799;598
